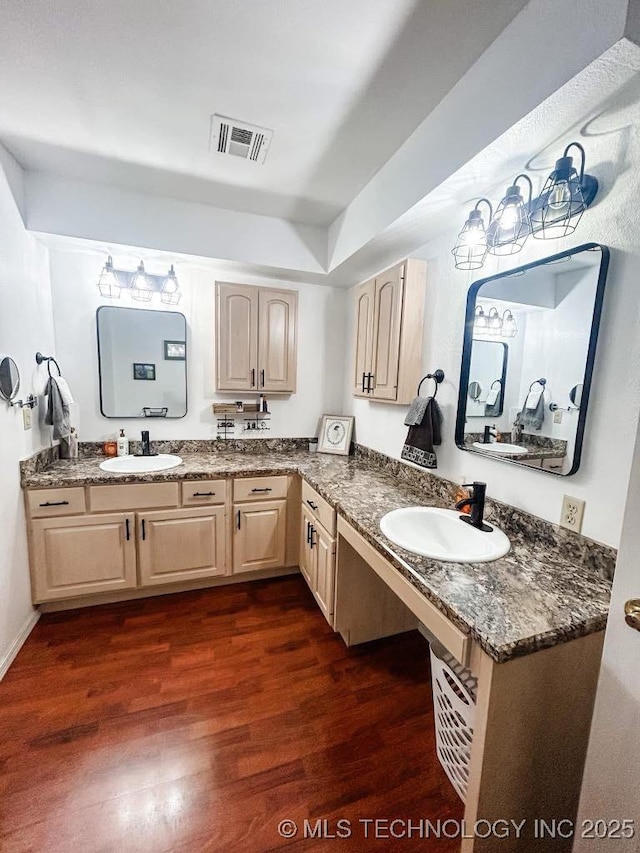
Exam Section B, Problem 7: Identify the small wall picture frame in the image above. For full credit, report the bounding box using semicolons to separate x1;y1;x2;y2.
164;340;186;360
318;414;354;456
133;362;156;381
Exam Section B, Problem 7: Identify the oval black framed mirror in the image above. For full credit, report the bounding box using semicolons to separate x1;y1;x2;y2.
455;243;610;476
0;357;20;403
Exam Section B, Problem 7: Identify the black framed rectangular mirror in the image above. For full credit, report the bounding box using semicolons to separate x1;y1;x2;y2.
97;306;188;418
456;242;609;476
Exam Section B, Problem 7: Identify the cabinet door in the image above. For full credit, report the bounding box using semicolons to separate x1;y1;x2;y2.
216;283;259;392
314;523;336;623
371;264;405;401
300;505;317;590
138;507;227;586
258;288;297;393
352;279;375;397
31;513;136;602
233;499;287;573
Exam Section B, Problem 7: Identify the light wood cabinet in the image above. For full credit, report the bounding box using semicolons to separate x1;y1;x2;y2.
299;491;336;626
351;259;426;404
138;506;227;586
30;513;137;602
216;282;297;394
314;523;335;621
233;499;287;574
300;505;316;589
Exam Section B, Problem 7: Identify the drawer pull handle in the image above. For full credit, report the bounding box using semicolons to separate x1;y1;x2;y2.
237;510;241;530
306;499;318;511
125;518;131;541
193;491;216;497
39;500;70;507
141;519;146;541
251;487;272;493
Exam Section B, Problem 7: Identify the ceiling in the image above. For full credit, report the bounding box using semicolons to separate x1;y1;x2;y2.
0;0;525;226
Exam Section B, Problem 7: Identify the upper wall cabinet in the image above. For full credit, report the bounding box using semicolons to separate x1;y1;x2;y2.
216;283;298;394
352;259;426;404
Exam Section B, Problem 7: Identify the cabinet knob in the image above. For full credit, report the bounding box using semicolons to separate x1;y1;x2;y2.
624;599;640;632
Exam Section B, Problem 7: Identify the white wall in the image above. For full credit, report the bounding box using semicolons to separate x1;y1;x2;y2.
48;248;347;443
0;145;56;673
344;131;640;548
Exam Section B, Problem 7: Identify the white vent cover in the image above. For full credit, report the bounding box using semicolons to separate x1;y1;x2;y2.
210;114;274;164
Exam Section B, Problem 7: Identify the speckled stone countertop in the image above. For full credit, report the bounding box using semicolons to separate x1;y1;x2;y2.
22;448;613;664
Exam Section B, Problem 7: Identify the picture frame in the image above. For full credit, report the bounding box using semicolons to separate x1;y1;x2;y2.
164;340;186;360
133;362;156;381
317;414;354;456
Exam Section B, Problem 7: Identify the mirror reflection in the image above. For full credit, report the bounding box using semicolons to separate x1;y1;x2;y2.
0;356;20;402
97;307;187;418
456;243;609;476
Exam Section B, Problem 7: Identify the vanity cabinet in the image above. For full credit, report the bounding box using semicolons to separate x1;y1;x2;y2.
30;513;137;602
216;282;298;394
299;481;336;625
352;259;426;404
137;506;227;586
232;475;288;574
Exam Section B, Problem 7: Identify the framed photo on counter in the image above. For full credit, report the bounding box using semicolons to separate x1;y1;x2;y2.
318;414;354;456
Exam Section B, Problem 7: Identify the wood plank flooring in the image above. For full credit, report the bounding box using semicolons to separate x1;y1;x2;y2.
0;577;463;852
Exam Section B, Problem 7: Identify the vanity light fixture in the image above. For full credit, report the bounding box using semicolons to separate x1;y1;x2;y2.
97;256;121;299
451;198;493;270
530;142;598;239
486;174;533;256
130;261;154;302
474;305;488;334
97;258;181;305
501;308;517;338
486;307;503;336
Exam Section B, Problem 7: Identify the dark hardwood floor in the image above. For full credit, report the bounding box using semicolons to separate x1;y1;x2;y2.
0;577;463;852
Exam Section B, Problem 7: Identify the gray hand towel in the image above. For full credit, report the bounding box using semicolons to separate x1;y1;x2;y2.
404;395;429;426
45;377;71;444
484;381;502;417
520;388;545;430
401;397;442;469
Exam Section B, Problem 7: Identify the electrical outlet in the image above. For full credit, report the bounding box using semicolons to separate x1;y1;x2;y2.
22;407;32;431
560;495;585;533
553;409;563;424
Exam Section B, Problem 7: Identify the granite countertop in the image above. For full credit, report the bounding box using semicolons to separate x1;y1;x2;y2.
22;451;612;665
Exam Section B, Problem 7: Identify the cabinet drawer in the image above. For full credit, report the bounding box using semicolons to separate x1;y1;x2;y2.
182;480;227;505
27;487;86;518
301;480;336;537
234;475;288;502
89;482;179;512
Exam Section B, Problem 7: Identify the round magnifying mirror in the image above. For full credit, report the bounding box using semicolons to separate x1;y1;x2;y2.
569;383;583;408
0;357;20;402
468;380;482;401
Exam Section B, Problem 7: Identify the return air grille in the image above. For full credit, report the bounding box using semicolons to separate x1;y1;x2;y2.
211;114;274;164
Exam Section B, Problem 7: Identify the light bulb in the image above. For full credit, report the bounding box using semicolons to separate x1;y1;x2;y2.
547;179;572;210
499;203;520;231
130;261;154;301
97;256;121;299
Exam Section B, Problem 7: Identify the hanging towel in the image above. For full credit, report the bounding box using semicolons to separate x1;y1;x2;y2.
401;397;442;469
54;375;75;408
484;382;502;417
520;386;545;430
404;395;429;426
45;377;72;454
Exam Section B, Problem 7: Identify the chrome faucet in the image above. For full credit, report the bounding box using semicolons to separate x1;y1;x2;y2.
455;482;492;532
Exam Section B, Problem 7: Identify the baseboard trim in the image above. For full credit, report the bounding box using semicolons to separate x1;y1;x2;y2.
0;610;40;681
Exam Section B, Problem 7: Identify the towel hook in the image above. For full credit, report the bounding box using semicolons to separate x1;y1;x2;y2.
35;352;62;378
417;369;445;398
527;377;546;393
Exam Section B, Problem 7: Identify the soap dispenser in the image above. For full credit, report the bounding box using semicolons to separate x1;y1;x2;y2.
117;429;129;457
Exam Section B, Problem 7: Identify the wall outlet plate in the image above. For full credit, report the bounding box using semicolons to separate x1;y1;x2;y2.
560;495;585;533
553;409;563;424
22;407;32;430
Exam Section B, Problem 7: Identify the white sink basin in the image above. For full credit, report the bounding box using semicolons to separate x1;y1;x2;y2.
99;454;183;473
380;507;510;563
472;441;528;456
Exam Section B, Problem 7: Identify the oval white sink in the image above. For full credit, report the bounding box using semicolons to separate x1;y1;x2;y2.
99;454;183;473
380;507;510;563
472;441;528;456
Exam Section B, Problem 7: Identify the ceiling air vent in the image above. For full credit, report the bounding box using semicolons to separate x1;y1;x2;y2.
210;114;274;164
